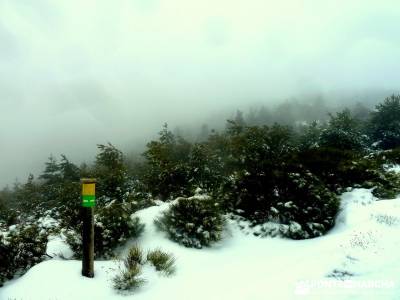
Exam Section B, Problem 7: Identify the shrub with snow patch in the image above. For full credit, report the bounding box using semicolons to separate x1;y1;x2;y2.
224;168;340;239
155;193;225;248
272;171;340;239
319;109;365;152
371;171;400;199
368;94;400;150
0;223;48;286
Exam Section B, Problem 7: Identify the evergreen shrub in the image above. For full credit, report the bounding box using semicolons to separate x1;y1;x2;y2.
0;223;48;286
155;193;225;248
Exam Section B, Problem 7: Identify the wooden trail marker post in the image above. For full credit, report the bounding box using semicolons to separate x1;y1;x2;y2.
81;178;96;278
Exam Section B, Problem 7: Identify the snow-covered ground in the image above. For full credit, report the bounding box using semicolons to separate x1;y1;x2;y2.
386;164;400;174
1;189;400;300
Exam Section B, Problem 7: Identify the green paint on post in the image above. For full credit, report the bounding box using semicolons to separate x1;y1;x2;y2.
82;195;95;207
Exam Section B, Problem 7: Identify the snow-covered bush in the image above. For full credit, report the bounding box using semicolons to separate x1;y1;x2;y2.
0;223;48;286
141;124;226;200
371;171;400;199
122;180;155;214
385;147;400;164
0;204;17;227
218;123;297;216
0;239;11;286
49;181;81;230
155;194;225;248
298;148;400;199
223;167;339;239
95;143;130;201
146;248;176;276
298;148;393;194
298;120;324;150
93;202;144;258
353;154;400;199
142;124;192;200
215;122;341;238
273;171;340;239
0;196;7;223
65;202;144;259
373;148;400;166
319;109;365;152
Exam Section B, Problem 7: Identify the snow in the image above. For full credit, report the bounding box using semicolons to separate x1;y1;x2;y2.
383;164;400;174
46;234;74;259
38;214;59;229
1;189;400;299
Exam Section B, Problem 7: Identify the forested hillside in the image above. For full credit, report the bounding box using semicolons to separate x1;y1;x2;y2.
1;94;400;288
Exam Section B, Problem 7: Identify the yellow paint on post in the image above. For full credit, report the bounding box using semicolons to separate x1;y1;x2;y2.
82;183;95;196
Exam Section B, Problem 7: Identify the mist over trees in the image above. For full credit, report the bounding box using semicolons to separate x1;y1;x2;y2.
1;94;399;210
164;95;374;147
1;93;400;285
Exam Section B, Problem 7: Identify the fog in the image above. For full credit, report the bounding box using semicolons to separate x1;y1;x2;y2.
0;0;399;187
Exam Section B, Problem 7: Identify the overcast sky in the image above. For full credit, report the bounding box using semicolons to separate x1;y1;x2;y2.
0;0;400;187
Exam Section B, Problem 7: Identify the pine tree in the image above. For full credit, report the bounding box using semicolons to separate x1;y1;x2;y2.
59;155;80;181
143;124;192;199
16;174;43;214
95;143;128;201
368;94;400;149
0;194;6;222
319;109;364;152
39;155;61;184
298;121;323;150
234;110;245;127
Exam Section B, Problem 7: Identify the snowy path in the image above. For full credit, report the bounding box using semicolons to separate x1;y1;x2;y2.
1;189;400;300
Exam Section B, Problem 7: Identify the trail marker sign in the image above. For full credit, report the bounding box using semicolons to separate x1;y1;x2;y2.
81;178;96;278
82;180;96;207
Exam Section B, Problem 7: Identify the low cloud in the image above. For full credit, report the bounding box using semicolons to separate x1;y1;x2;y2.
0;0;399;186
